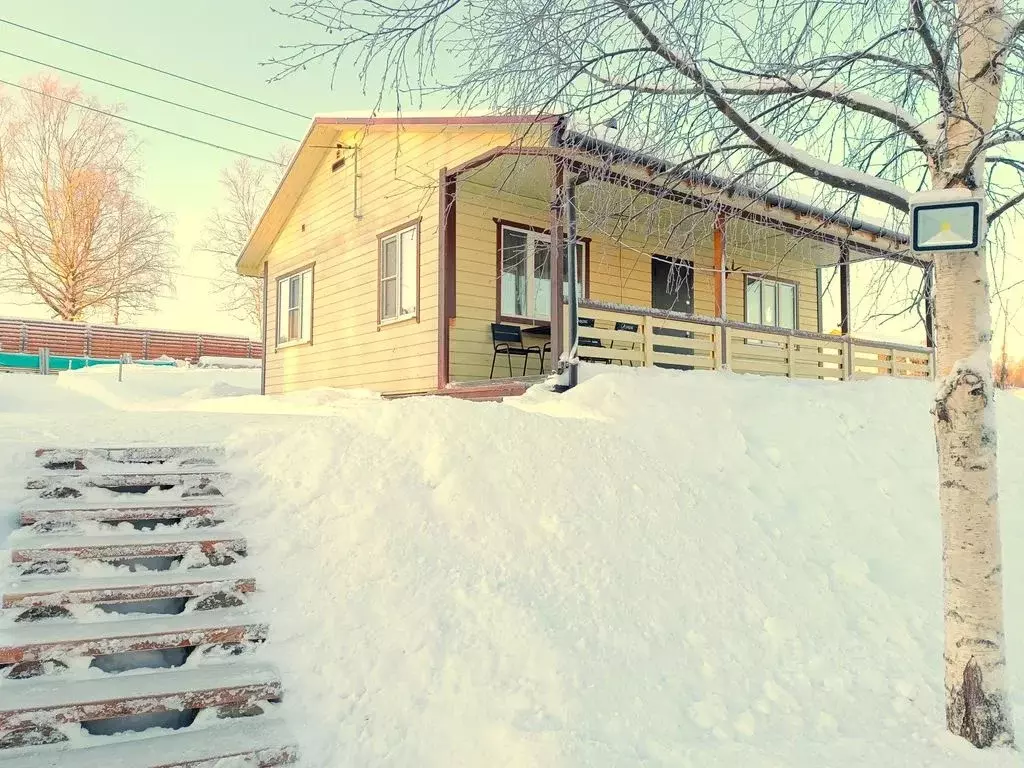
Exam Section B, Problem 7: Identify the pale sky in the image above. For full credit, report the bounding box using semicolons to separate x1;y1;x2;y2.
0;2;1019;353
0;1;343;339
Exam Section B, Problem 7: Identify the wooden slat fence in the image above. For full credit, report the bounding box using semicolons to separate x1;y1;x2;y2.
0;317;261;363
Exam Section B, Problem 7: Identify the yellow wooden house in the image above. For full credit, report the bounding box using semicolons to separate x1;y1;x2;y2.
236;114;935;399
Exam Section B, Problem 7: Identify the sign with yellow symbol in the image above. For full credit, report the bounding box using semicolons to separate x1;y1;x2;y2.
910;198;983;253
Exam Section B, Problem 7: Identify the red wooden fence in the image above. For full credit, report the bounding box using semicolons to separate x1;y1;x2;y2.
0;317;261;362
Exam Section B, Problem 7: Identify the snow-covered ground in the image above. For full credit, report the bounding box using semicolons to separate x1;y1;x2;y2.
2;364;1023;766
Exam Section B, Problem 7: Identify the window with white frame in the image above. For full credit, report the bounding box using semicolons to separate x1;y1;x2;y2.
745;276;797;329
276;267;313;345
499;225;585;321
379;224;418;322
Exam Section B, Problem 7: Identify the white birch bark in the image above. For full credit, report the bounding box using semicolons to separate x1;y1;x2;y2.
933;0;1014;747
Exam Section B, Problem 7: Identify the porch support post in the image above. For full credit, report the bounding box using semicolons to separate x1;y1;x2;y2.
549;158;566;370
260;261;268;396
713;212;727;368
924;262;935;348
839;242;851;335
815;267;824;334
565;175;581;388
713;212;726;318
437;168;456;390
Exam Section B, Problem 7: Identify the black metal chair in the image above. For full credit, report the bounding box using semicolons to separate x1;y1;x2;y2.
612;320;639;366
490;323;543;378
576;317;608;364
540;340;552;373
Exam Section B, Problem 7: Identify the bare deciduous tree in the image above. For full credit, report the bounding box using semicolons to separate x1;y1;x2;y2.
196;153;289;333
0;76;173;323
274;0;1024;747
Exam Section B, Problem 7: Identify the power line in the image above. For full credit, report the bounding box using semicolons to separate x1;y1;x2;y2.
0;17;311;121
0;49;302;143
0;78;286;166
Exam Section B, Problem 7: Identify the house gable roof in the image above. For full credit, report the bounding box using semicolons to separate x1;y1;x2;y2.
235;114;558;276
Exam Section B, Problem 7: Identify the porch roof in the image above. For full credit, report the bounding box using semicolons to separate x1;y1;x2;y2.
559;130;910;253
448;127;922;264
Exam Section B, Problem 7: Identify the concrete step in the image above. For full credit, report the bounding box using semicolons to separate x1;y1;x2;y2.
19;500;233;527
35;446;224;470
0;609;267;664
4;569;255;610
10;530;247;567
0;662;282;733
2;717;296;768
25;470;231;497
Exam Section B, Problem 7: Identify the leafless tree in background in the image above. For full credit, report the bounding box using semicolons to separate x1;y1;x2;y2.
0;76;173;323
197;152;289;334
274;0;1024;747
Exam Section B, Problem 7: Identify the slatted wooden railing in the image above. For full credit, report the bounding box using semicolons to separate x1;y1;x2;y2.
563;301;934;381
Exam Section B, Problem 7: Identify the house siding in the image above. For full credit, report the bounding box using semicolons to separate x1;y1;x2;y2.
262;125;535;395
450;180;827;381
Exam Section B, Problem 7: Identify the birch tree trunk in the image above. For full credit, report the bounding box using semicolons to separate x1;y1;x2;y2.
932;247;1011;747
933;0;1014;747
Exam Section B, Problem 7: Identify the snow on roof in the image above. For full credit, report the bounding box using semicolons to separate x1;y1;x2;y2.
311;110;557;124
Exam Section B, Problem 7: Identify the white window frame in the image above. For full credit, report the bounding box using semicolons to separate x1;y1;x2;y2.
745;275;797;330
379;224;418;324
499;224;586;321
276;267;313;347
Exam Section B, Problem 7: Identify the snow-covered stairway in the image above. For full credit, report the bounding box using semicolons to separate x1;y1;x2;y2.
0;446;297;767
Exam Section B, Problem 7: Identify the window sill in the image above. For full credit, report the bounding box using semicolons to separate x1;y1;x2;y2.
378;314;418;329
275;338;312;350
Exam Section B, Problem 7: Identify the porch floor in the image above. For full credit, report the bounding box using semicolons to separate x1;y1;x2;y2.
442;375;548;402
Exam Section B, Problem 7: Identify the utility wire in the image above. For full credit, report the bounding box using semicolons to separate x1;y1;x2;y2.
0;17;311;120
0;49;302;143
0;78;287;166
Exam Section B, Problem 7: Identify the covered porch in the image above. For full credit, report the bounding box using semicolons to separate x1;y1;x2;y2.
435;143;935;390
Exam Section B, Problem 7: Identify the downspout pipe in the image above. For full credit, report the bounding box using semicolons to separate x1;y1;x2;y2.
566;174;580;389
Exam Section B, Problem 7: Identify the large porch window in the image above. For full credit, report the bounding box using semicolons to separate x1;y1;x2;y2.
745;276;797;330
499;224;586;321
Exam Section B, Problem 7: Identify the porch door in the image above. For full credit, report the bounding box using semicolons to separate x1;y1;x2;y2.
651;256;694;369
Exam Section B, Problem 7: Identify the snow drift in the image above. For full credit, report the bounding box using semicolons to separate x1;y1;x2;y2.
223;368;1024;767
2;366;1022;766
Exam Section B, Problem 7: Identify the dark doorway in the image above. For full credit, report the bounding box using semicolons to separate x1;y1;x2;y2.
651;257;694;312
651;256;694;370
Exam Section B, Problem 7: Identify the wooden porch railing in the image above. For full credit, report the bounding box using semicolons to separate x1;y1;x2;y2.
564;301;934;381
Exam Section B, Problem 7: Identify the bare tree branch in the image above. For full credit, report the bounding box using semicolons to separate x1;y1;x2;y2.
195;150;290;333
610;0;912;210
0;76;173;322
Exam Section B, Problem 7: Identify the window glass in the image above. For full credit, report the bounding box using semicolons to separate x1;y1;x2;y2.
745;279;761;324
400;228;417;314
762;282;777;326
499;226;587;320
501;228;529;317
380;227;417;321
778;283;795;329
746;276;797;330
277;268;313;344
533;239;552;320
382;278;397;319
382;238;398;279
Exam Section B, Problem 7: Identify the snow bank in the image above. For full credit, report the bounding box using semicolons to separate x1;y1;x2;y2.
52;364;259;410
222;368;1024;768
197;355;263;369
2;366;1023;766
